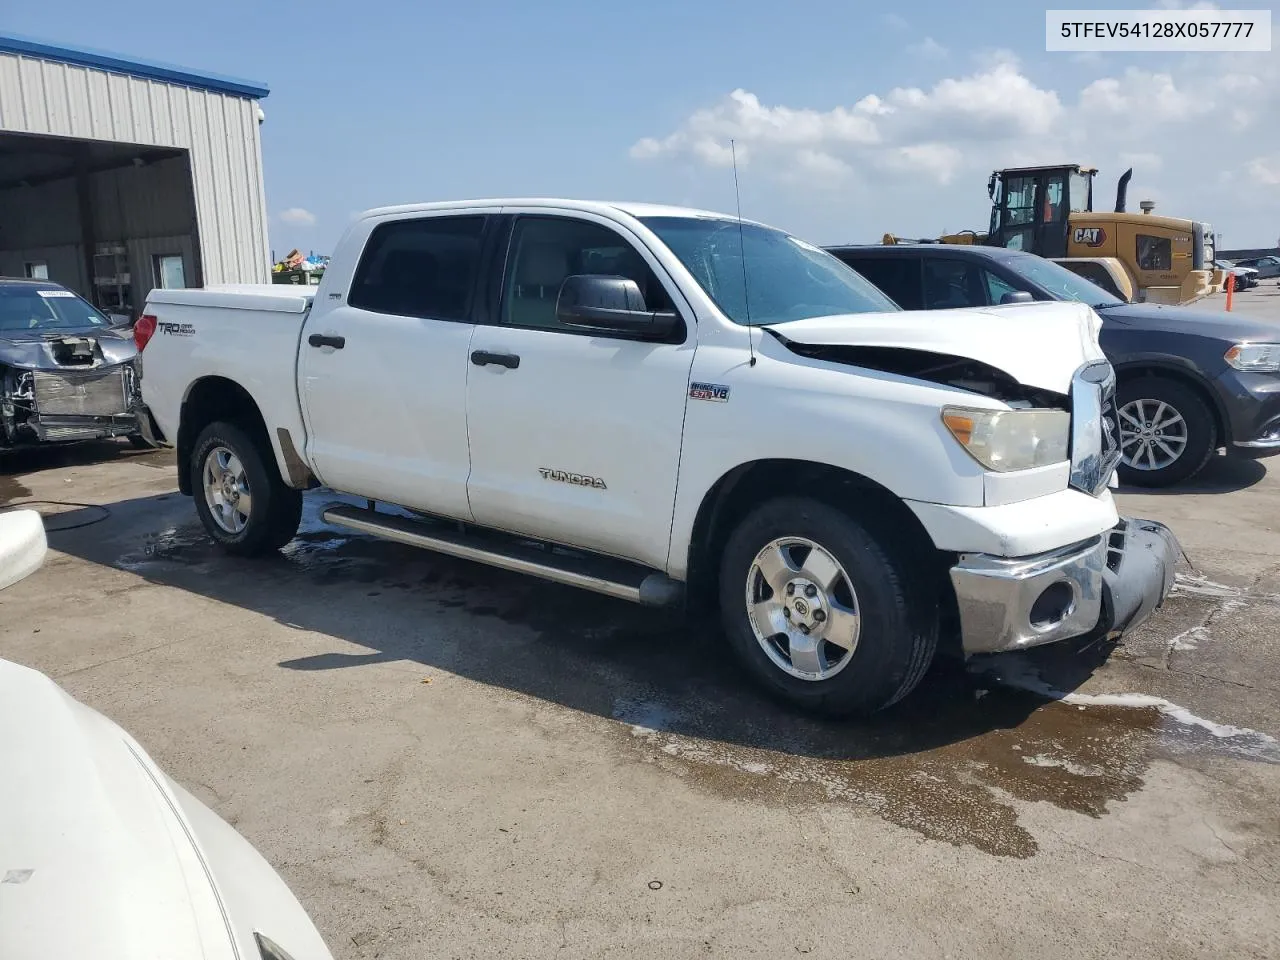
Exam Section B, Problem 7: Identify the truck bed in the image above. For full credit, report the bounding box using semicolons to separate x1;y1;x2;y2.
141;284;316;484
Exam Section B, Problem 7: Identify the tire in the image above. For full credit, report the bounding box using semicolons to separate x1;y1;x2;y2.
718;497;937;718
1115;376;1216;487
127;433;154;450
190;420;302;555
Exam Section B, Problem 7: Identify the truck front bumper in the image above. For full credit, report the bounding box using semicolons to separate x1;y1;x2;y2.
950;517;1179;655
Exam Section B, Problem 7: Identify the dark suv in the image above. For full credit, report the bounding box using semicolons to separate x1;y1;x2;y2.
827;244;1280;487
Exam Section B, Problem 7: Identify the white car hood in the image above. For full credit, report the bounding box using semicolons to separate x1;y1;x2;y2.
0;660;237;960
0;660;333;960
765;300;1105;394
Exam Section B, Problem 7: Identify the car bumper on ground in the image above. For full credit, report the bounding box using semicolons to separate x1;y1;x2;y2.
950;517;1179;655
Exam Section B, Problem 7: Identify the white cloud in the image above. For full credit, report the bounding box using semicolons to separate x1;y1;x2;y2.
1247;157;1280;186
629;50;1280;244
908;37;948;60
882;13;909;30
278;207;317;226
1078;68;1209;121
1119;152;1163;173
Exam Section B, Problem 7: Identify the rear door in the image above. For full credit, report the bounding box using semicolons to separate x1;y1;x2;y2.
832;254;924;309
298;212;495;520
921;257;989;309
464;210;696;569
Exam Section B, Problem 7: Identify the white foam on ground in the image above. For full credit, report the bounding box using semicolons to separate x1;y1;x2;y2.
1021;754;1104;777
973;656;1279;761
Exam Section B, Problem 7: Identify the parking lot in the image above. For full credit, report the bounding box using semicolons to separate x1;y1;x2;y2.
3;287;1280;960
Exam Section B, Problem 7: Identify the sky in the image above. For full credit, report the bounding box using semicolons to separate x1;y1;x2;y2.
3;0;1277;256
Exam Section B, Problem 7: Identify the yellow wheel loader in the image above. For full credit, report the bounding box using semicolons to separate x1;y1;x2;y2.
883;165;1221;304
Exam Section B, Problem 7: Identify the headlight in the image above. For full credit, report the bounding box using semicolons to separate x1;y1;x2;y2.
1225;343;1280;373
942;406;1070;472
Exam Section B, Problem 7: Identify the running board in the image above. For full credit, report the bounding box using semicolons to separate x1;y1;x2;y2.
321;503;683;607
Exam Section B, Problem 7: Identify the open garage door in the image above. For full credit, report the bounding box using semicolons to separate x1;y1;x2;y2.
0;131;202;320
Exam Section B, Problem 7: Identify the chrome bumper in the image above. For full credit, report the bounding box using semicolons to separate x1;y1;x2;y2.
951;517;1179;655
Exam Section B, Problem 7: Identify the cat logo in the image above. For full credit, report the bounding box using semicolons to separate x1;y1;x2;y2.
1072;227;1107;247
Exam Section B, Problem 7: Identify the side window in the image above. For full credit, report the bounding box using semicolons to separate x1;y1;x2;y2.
348;216;486;320
983;270;1026;305
1003;176;1037;226
922;259;985;309
1044;174;1066;223
501;216;673;331
1136;234;1172;271
840;256;923;310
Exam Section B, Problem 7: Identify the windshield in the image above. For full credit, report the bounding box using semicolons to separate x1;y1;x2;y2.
1001;255;1124;307
0;285;111;333
640;216;899;325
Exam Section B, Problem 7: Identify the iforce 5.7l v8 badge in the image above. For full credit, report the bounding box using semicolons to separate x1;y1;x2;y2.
689;382;730;402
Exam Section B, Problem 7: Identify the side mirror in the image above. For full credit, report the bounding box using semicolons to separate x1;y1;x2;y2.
556;275;678;338
999;290;1034;304
0;510;48;592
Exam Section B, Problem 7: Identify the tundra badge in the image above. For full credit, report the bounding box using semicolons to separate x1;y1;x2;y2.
539;468;607;490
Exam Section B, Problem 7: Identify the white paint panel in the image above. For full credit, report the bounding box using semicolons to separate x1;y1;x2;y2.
0;51;270;286
40;61;71;136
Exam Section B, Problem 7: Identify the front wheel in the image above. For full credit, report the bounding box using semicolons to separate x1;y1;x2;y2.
190;421;302;556
718;497;937;717
1116;377;1216;487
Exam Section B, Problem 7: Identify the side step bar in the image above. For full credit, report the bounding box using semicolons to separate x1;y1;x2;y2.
321;503;684;607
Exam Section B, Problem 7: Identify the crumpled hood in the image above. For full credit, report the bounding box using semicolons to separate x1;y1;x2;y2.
0;659;236;960
764;300;1105;394
0;326;136;370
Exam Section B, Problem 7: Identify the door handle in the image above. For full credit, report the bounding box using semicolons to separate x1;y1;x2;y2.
471;350;520;369
308;333;346;349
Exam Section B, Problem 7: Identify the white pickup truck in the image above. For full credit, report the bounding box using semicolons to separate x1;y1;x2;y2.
138;199;1178;716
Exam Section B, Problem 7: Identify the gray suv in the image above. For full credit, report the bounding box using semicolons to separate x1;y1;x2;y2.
827;244;1280;487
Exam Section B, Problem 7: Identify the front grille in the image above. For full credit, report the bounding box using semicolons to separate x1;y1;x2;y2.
32;368;129;416
1068;360;1120;497
1100;381;1120;465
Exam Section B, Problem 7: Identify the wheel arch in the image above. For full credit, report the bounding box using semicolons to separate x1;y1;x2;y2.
684;458;951;620
176;377;273;496
1111;359;1228;446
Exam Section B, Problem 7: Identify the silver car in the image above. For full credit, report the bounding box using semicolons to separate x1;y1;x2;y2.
1233;255;1280;280
0;278;156;451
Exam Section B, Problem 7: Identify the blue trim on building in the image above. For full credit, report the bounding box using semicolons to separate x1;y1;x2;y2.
0;33;269;100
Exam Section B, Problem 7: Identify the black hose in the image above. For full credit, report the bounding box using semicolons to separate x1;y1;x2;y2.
0;500;112;532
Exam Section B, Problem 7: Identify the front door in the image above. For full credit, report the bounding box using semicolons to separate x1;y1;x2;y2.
298;212;493;520
465;212;696;570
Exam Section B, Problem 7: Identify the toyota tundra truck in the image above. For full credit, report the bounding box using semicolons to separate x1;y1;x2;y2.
137;199;1178;716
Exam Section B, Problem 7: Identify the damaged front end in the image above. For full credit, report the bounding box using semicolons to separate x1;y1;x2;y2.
0;334;155;449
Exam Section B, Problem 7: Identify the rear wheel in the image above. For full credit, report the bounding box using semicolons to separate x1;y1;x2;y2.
718;497;937;717
1116;376;1216;487
190;421;302;555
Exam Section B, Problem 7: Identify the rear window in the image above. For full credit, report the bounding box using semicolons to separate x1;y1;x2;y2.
832;255;923;310
0;285;110;332
348;216;486;321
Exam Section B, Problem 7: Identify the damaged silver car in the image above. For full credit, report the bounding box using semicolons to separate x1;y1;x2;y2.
0;278;156;450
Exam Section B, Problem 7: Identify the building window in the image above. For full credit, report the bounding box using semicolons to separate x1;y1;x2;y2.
154;254;186;289
24;261;49;279
1136;235;1172;271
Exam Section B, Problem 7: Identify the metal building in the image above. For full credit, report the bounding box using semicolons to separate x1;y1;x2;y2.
0;34;270;319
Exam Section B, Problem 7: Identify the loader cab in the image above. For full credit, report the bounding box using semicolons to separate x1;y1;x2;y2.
988;165;1095;260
